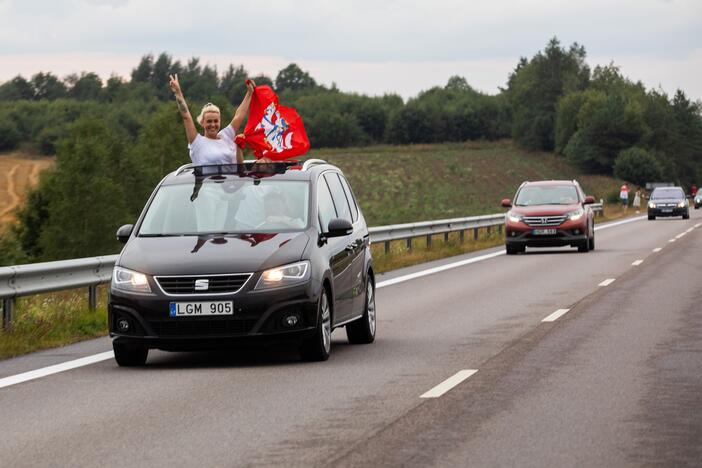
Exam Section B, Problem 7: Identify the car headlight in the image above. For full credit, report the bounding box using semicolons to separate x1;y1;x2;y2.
506;211;522;223
255;261;310;290
677;200;687;208
567;208;584;221
112;266;151;293
648;202;656;209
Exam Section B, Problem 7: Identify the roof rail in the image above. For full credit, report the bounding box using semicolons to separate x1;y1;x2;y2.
175;163;196;175
302;159;327;171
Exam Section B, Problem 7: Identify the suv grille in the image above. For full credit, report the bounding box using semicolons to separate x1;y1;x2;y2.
155;274;252;295
522;215;567;227
148;319;258;336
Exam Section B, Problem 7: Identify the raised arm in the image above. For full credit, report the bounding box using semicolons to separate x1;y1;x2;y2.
169;74;198;144
230;79;256;133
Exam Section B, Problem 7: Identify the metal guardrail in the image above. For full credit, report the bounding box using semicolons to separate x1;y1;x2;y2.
0;204;603;330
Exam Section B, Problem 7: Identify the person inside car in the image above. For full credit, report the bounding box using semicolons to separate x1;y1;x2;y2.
169;74;255;166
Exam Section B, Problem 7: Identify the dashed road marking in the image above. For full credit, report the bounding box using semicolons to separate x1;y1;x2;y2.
686;228;694;233
542;308;571;322
632;259;644;266
599;278;616;287
0;351;114;389
695;223;701;228
676;233;686;239
420;370;478;398
669;239;676;243
653;247;662;252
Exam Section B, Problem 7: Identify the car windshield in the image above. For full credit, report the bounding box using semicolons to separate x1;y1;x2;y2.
651;188;684;199
514;185;579;206
139;179;309;235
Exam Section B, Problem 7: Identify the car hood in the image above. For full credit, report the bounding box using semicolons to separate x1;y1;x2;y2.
118;231;311;276
650;198;685;204
508;204;581;216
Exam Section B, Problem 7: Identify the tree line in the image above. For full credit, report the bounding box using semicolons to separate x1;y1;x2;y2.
0;38;700;265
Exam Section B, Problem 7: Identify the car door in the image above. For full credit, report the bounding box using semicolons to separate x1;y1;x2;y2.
317;173;354;323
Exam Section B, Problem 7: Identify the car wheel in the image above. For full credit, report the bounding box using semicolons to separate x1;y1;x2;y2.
506;243;520;255
578;239;590;253
299;288;331;362
113;342;148;367
648;215;655;220
346;275;376;344
683;211;690;219
588;234;595;251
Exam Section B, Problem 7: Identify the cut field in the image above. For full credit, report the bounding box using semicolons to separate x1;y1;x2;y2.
0;152;54;226
307;140;623;226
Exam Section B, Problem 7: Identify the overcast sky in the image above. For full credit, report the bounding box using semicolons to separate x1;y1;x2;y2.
1;0;700;100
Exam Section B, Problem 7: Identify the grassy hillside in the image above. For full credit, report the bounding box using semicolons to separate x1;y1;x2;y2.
306;140;623;226
0;152;55;226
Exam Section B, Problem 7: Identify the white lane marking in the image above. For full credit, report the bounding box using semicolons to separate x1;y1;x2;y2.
632;259;644;266
695;223;701;228
377;251;504;289
594;215;646;231
542;308;571;322
676;233;686;239
669;239;676;243
0;351;114;389
653;247;662;252
420;370;478;398
599;278;616;287
686;228;694;233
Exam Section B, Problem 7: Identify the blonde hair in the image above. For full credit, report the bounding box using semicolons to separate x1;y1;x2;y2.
196;103;221;126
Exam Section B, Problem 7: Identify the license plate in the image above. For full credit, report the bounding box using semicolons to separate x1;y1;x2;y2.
662;209;672;213
532;229;557;235
169;301;234;317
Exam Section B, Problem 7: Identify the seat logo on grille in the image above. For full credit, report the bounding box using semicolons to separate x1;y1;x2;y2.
194;279;209;291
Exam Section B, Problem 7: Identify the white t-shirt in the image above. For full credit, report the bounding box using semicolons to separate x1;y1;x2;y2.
188;125;237;165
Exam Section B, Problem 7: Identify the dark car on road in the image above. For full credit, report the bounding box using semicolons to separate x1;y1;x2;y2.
501;180;596;254
693;191;702;209
109;160;376;366
647;186;689;220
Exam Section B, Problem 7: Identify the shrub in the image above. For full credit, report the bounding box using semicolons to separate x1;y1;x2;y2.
613;147;663;186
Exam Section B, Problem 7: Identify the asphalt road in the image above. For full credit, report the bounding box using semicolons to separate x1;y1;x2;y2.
1;210;701;467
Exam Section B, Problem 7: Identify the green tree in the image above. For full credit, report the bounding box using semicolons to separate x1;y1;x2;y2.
506;37;590;151
0;75;35;100
66;72;103;100
275;63;317;92
613;147;663;186
31;72;67;100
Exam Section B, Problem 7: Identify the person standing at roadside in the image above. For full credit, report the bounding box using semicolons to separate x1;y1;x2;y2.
620;183;629;213
633;187;641;213
169;74;255;165
691;184;698;197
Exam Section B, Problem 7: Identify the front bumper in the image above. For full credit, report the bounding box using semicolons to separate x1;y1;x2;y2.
108;281;319;350
648;207;688;217
505;218;589;248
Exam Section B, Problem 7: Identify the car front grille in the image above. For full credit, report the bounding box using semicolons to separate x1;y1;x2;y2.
148;319;258;336
522;215;567;227
155;274;252;295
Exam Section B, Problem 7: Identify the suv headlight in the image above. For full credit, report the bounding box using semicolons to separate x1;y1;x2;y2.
648;202;656;208
112;267;151;293
506;211;523;223
567;208;584;221
255;261;310;290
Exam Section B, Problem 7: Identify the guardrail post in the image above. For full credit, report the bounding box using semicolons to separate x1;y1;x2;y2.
426;235;432;248
473;228;478;241
498;224;503;235
88;286;97;311
487;225;492;236
2;298;14;331
460;230;465;243
444;232;449;243
406;238;412;250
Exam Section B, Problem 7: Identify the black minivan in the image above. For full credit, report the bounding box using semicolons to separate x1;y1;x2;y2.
108;160;376;366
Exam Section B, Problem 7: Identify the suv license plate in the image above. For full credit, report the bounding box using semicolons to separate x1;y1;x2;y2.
661;209;673;213
169;301;234;317
532;229;557;235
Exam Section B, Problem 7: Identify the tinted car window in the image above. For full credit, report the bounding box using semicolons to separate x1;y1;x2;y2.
651;188;684;199
515;185;579;206
324;173;352;223
317;176;338;231
139;180;309;234
338;175;359;222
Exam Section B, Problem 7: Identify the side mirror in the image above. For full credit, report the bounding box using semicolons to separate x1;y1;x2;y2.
116;224;134;244
583;196;595;205
501;198;512;208
325;218;353;238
